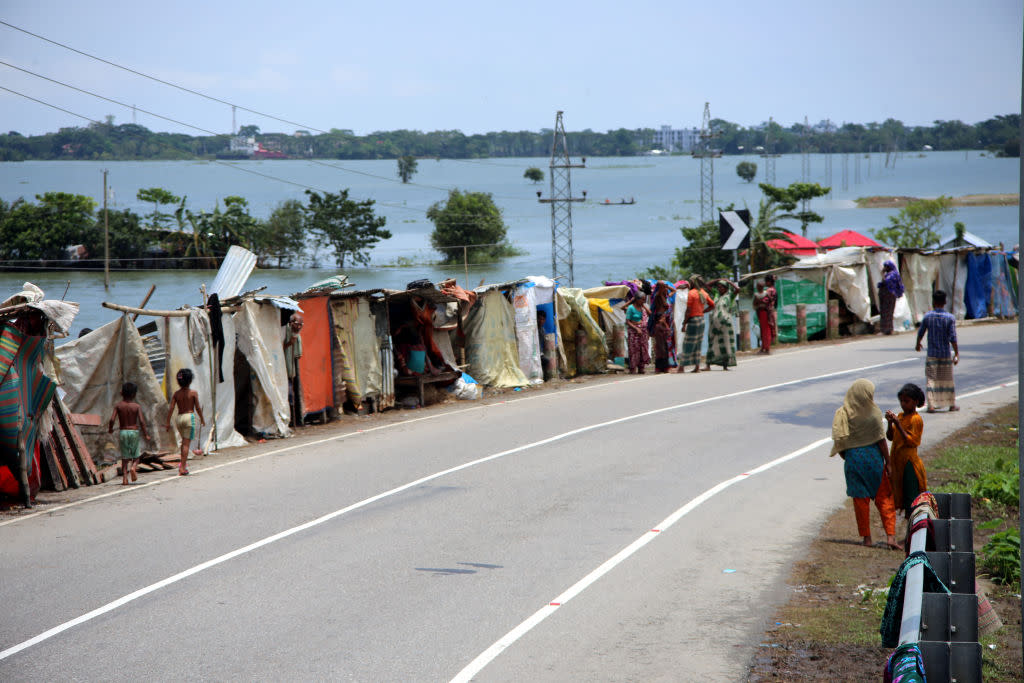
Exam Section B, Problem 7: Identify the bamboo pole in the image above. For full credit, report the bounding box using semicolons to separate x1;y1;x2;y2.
131;285;156;322
101;302;237;317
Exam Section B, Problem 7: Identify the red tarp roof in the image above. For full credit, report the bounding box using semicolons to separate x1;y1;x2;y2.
819;229;882;249
765;231;819;256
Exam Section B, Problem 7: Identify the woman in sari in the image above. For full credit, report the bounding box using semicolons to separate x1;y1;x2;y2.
752;274;777;354
647;282;673;373
680;276;714;372
830;378;901;549
877;260;904;335
625;292;650;374
705;279;739;370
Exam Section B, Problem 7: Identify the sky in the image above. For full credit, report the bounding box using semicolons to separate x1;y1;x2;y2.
0;0;1021;137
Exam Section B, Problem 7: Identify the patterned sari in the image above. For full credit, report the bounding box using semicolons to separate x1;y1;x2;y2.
706;290;737;368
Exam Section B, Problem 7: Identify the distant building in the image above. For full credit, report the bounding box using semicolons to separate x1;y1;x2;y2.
650;125;700;152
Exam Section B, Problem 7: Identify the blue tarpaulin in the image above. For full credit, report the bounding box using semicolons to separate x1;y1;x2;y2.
990;253;1017;317
964;253;992;319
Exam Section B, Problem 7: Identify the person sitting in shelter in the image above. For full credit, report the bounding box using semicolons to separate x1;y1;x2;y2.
410;296;448;373
394;322;433;377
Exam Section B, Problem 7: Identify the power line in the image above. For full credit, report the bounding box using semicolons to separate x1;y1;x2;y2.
0;19;330;136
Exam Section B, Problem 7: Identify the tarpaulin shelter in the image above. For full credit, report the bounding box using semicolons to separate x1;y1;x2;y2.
527;276;558;380
900;252;941;324
989;252;1017;317
56;316;170;464
464;285;528;388
233;300;292;438
292;294;334;421
328;289;388;412
865;250;912;333
385;286;461;404
511;281;544;383
582;284;631;367
765;231;820;257
819;230;883;250
554;287;608;377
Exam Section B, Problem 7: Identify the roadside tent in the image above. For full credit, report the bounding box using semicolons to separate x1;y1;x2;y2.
990;252;1017;317
865;250;913;333
56;315;170;463
293;295;334;421
819;230;883;250
164;309;247;451
233;300;292;438
964;252;993;319
937;231;992;250
900;252;941;324
555;287;608;377
464;288;528;387
937;251;968;319
765;231;820;257
527;276;558;380
511;281;543;384
328;290;386;412
582;284;631;367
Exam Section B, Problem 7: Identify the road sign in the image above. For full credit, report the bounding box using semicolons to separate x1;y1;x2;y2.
719;209;751;250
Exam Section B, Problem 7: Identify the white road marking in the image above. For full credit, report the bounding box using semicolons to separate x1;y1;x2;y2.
449;437;832;683
0;362;1008;661
449;378;1019;682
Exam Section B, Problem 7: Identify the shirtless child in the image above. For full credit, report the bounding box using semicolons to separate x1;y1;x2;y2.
108;382;150;485
164;368;205;476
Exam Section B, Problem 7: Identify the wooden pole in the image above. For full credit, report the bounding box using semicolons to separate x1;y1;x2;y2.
101;301;237;317
131;285;156;322
103;169;110;291
796;303;808;343
738;310;751;351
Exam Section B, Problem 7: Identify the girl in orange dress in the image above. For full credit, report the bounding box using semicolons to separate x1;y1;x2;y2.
885;383;928;517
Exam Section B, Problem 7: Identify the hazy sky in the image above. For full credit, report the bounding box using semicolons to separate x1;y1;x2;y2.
1;0;1021;137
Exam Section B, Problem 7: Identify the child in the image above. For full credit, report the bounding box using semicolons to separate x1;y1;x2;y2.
164;368;205;476
108;382;149;485
885;383;928;518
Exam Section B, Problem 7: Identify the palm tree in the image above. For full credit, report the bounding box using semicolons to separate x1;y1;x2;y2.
748;198;793;273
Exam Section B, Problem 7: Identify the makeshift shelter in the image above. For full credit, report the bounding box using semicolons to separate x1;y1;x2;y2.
900;252;941;324
554;287;608;377
936;251;968;319
937;231;992;250
765;231;820;257
328;289;388;412
865;250;912;333
385;286;461;403
464;286;528;388
527;276;558;380
511;281;544;383
292;294;334;421
989;252;1017;317
233;300;292;438
582;284;631;368
56;316;171;463
819;230;882;250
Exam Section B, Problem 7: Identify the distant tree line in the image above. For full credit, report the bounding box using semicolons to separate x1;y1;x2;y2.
1;114;1016;162
0;187;391;270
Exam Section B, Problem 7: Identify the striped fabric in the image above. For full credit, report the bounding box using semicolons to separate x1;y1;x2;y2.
925;357;956;409
0;324;57;476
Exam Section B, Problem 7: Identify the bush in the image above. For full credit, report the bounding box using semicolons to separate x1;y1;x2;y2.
969;459;1020;508
980;530;1020;586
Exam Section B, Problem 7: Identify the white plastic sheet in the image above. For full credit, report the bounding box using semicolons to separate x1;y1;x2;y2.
234;301;291;438
902;254;940;324
165;312;246;452
512;283;542;383
829;264;872;323
938;253;968;320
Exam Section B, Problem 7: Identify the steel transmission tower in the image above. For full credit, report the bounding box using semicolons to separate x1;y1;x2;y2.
761;116;778;185
538;111;585;286
697;102;717;224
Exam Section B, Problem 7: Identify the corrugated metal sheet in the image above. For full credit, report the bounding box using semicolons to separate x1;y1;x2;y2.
210;246;257;299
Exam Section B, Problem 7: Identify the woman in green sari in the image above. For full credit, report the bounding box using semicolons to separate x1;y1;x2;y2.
705;279;740;371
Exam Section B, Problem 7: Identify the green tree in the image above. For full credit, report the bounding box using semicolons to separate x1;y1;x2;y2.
136;187;181;230
748;198;795;273
736;161;757;183
304;189;390;267
238;125;260;137
524;166;544;183
397;155;418;183
873;196;954;248
256;199;307;267
758;181;830;236
427;189;518;264
0;192;98;260
103;208;155;259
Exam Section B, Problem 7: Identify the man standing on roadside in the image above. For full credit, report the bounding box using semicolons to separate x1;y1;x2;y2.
284;312;304;426
915;290;959;412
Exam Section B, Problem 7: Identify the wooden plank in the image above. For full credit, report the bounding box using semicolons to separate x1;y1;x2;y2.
69;413;103;427
54;400;99;485
40;437;66;492
49;429;77;489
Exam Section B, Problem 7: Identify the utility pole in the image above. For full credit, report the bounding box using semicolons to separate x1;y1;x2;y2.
761;116;778;185
537;111;585;286
842;152;849;191
231;105;236;135
822;118;833;195
800;115;811;182
102;169;110;291
696;102;718;224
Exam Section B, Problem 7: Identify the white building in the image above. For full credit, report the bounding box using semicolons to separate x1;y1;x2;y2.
651;125;700;152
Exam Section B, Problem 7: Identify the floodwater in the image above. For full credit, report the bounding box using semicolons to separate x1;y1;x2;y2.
0;151;1018;335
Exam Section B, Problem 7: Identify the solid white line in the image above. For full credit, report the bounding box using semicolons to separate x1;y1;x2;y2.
0;356;921;660
448;437;832;683
448;378;1020;682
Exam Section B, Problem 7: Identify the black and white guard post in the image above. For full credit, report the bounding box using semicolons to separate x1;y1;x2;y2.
719;209;751;282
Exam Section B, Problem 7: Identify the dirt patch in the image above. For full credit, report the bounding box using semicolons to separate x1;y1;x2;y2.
855;194;1018;209
748;403;1022;682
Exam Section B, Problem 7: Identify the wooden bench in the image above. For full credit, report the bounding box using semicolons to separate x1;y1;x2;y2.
395;370;461;407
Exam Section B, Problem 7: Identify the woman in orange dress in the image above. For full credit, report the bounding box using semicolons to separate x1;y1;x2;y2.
885;383;928;517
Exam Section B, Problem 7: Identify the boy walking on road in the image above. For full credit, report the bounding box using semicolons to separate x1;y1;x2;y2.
915;290;959;412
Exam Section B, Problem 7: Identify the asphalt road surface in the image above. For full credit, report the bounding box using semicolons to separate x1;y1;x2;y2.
0;322;1017;682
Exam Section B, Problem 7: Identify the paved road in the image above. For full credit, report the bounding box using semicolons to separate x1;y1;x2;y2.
0;323;1017;681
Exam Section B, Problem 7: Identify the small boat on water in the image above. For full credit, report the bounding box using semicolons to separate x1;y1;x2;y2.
600;198;636;205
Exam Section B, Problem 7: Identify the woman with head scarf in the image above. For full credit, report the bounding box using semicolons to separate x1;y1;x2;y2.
647;282;673;373
705;278;739;370
877;260;905;335
625;292;651;373
831;378;901;549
